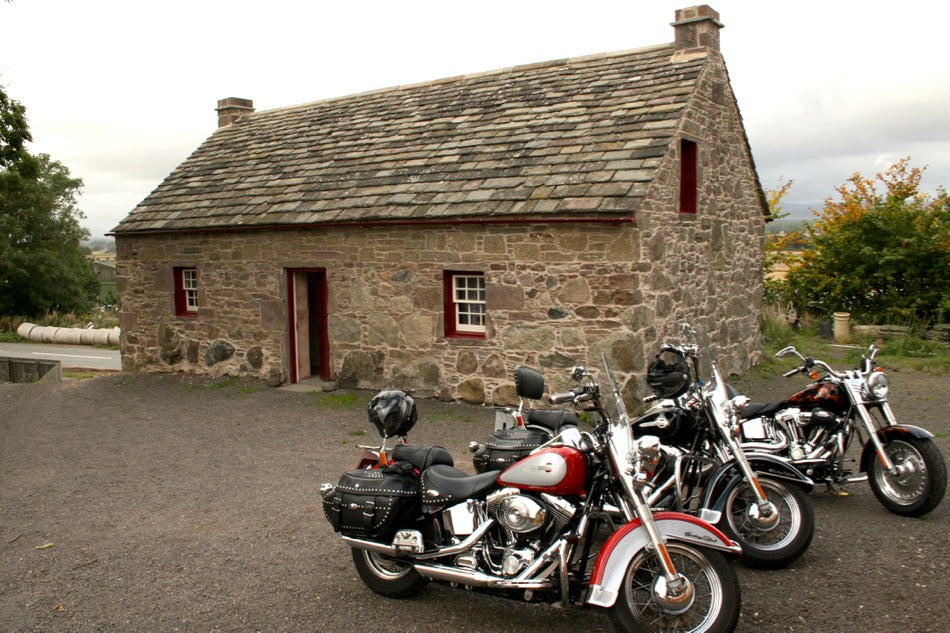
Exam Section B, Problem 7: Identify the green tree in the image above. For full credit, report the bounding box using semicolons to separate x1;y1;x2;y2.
782;159;950;325
0;84;32;170
0;86;99;316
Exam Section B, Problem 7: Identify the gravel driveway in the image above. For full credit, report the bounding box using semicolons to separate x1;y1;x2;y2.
1;367;947;632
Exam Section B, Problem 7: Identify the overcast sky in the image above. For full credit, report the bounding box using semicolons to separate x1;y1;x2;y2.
2;0;948;237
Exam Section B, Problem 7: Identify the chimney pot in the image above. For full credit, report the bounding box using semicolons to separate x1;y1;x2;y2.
216;97;254;128
672;5;723;57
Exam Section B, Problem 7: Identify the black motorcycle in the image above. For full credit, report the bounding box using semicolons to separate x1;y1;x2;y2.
735;343;947;517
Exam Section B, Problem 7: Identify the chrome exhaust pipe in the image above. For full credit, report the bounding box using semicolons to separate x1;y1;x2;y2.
412;563;555;591
739;437;789;453
342;519;495;560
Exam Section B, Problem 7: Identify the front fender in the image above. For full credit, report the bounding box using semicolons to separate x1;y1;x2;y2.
703;455;814;512
859;425;935;472
586;512;740;608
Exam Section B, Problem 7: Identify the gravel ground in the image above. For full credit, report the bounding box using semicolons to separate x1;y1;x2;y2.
1;364;947;633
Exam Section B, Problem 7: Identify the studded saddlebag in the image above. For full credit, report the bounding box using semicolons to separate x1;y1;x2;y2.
323;467;420;538
472;426;548;473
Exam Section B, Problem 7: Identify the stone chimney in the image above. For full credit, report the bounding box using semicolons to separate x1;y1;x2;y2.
216;97;254;128
672;5;723;59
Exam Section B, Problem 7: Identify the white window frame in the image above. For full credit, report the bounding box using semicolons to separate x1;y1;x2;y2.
452;273;486;334
182;268;198;312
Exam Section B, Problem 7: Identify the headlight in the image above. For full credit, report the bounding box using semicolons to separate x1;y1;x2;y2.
867;371;889;400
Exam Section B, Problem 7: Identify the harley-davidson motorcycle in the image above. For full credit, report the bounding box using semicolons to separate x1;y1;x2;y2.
735;343;947;517
629;329;815;569
472;327;814;570
322;371;743;633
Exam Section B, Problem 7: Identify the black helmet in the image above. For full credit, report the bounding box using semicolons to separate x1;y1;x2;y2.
646;349;692;399
368;389;418;438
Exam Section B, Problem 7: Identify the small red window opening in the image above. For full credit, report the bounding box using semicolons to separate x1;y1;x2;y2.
444;271;486;339
174;267;198;316
679;139;698;214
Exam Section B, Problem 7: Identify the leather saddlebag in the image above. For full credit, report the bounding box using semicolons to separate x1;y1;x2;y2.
472;426;547;473
323;467;420;538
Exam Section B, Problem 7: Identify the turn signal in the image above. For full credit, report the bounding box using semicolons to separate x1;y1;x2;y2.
809;371;819;380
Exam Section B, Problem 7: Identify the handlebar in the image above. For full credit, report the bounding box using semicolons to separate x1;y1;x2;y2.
549;387;587;405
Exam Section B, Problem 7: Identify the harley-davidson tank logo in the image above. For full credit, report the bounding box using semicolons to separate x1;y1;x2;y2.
520;462;555;473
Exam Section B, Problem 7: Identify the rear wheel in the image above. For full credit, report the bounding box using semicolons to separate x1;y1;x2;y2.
607;543;740;633
350;548;428;598
717;477;814;569
869;437;947;517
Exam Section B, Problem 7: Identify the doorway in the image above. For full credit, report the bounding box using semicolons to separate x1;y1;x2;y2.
286;269;329;383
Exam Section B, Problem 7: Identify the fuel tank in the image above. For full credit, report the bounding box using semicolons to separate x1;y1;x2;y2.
497;446;586;496
630;403;700;447
785;378;849;415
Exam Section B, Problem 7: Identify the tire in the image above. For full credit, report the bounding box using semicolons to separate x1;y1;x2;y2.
607;543;740;633
868;437;947;517
350;548;428;598
717;477;814;569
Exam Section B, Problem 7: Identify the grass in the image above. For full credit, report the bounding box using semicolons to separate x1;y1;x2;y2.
310;392;360;409
758;313;950;377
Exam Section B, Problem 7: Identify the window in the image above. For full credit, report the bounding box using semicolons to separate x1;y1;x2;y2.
679;139;698;214
174;267;198;316
444;271;486;338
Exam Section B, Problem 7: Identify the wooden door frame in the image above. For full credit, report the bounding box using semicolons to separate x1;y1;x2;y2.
286;268;330;383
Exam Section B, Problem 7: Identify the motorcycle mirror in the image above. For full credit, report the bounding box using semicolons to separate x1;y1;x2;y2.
775;346;798;358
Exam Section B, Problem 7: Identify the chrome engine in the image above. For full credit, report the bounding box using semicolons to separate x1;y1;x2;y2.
438;487;577;578
740;408;842;461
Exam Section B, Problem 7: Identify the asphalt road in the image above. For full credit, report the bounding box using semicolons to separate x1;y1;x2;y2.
0;342;121;371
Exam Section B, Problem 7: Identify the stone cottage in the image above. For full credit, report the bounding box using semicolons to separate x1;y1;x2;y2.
112;5;767;404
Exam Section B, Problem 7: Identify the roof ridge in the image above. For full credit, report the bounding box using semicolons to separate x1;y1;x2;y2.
250;42;677;119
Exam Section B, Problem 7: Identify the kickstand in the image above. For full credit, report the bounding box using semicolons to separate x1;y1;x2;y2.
827;480;850;497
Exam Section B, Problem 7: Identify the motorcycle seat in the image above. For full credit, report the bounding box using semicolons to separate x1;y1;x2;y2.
738;401;786;419
524;409;579;432
391;444;455;470
421;464;501;509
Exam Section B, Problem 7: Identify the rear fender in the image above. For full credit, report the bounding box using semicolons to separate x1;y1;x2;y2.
859;425;934;472
586;511;740;608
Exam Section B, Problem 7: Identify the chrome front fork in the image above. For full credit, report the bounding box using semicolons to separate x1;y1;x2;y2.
723;419;779;529
849;385;897;472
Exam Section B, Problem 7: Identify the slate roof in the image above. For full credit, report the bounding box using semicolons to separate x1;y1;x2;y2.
113;43;710;234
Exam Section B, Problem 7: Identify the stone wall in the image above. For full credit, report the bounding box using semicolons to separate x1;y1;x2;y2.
633;50;765;384
118;222;655;404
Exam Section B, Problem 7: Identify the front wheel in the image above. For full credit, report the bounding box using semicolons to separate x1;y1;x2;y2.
868;437;947;517
717;477;814;569
607;543;740;633
350;547;428;598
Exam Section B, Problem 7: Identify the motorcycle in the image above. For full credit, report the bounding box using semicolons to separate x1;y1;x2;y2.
322;375;743;633
628;328;815;569
735;343;947;517
472;326;814;570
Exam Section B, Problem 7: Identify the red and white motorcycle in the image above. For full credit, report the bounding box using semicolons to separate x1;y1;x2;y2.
322;359;743;633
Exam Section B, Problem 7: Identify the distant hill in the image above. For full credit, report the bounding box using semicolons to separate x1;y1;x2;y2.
780;202;820;220
83;237;116;253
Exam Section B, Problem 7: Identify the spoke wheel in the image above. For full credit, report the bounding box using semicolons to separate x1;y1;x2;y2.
869;437;947;517
719;478;814;569
607;544;740;633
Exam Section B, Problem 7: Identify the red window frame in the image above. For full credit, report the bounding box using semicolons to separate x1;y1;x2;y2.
679;139;698;214
173;267;198;316
443;271;486;339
